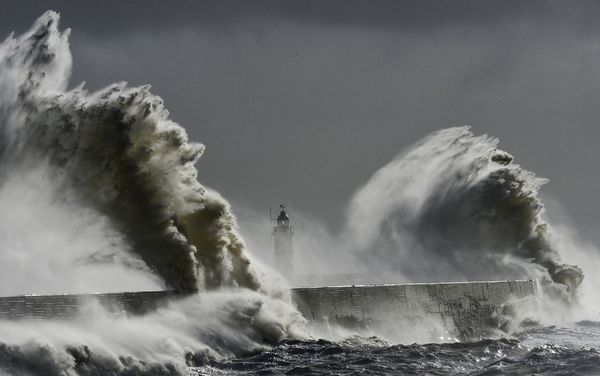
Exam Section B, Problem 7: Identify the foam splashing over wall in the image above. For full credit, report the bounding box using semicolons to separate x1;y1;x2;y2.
346;127;583;297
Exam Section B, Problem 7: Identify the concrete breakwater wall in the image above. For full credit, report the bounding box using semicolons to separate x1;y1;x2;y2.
0;280;537;340
292;280;538;340
0;291;181;320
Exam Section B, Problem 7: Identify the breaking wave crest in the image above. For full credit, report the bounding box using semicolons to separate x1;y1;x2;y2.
0;11;307;374
346;127;583;296
0;11;259;293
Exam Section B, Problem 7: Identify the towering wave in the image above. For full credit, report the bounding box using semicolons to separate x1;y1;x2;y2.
346;127;583;295
0;11;258;292
0;11;307;373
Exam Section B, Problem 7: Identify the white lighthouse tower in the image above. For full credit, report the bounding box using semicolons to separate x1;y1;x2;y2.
273;204;294;278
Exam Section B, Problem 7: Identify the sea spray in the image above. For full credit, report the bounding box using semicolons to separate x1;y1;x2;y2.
346;127;583;296
0;165;162;295
0;11;307;374
0;11;260;293
0;291;305;375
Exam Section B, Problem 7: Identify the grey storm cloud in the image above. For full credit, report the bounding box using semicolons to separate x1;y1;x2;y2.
2;1;599;36
3;0;600;245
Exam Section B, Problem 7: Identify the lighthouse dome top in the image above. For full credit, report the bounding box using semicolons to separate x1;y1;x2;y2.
277;211;289;221
277;205;290;221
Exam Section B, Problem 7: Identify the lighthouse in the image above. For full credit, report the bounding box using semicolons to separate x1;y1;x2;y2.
273;204;294;278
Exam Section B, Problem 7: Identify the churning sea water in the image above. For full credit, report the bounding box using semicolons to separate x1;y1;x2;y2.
194;322;600;375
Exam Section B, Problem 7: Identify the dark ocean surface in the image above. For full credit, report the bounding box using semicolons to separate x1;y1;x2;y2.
193;321;600;375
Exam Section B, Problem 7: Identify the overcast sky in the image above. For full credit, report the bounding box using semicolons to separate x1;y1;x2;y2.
4;1;600;240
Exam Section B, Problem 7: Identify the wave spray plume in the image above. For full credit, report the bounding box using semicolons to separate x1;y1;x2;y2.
0;11;261;293
347;127;583;296
0;11;307;374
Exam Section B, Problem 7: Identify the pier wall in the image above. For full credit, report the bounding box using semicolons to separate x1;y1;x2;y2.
0;280;537;340
292;280;538;340
0;291;180;320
